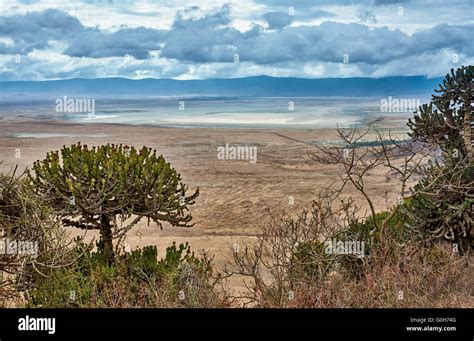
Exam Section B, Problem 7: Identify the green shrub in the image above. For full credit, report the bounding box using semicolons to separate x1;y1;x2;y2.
333;209;415;280
402;158;473;253
27;241;228;308
345;208;414;246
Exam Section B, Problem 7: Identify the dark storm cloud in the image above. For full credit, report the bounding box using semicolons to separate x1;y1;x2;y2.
161;13;473;65
64;27;166;59
0;9;83;54
410;24;474;56
0;9;166;59
160;4;243;63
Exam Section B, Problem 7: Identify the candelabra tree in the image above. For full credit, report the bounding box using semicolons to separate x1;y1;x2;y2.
29;143;199;263
408;65;473;159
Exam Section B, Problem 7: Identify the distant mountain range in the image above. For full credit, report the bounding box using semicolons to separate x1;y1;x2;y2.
0;76;442;97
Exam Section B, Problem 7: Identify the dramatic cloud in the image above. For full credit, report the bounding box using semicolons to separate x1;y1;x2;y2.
0;9;83;54
0;1;473;80
161;18;473;66
64;27;166;59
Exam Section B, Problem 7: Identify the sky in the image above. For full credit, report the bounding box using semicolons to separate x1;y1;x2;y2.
0;0;473;80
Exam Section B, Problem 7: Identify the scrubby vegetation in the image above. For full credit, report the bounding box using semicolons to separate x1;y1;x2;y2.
223;201;470;307
0;66;472;308
27;241;229;308
221;65;472;307
406;65;473;253
404;157;473;253
0;166;79;306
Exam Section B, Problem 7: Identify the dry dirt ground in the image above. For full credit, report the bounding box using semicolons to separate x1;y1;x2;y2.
0;119;408;291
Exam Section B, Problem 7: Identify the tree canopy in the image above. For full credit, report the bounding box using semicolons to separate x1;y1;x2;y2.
408;65;473;159
29;143;199;262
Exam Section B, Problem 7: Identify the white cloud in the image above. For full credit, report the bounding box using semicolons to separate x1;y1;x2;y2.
0;0;473;80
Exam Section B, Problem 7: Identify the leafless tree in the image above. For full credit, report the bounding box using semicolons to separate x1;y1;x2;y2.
308;126;434;238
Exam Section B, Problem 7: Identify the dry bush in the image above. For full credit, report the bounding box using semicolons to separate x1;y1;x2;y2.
222;197;358;307
222;126;472;308
222;199;471;308
290;234;471;308
0;165;83;306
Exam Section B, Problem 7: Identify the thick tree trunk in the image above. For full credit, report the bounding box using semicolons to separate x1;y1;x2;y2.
99;214;115;264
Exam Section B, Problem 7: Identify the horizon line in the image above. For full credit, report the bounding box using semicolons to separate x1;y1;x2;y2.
0;74;444;83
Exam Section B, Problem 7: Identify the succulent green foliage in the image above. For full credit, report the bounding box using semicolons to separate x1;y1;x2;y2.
346;211;410;246
404;157;473;253
408;65;473;157
27;241;224;308
156;242;204;274
406;66;473;253
29;143;199;262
